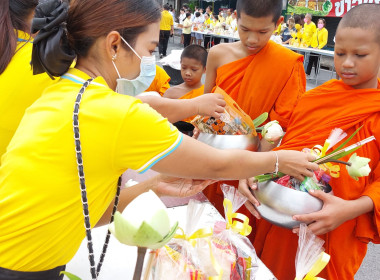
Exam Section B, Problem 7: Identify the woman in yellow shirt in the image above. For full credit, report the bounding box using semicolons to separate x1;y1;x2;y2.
0;0;56;160
306;18;329;77
0;0;318;279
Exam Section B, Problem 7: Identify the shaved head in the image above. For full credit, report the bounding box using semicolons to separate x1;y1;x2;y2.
236;0;283;23
338;4;380;44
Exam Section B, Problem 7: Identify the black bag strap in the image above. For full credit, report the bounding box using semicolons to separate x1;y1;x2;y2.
73;78;121;279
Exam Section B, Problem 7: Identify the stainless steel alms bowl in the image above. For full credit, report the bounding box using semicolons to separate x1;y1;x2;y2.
197;132;260;151
252;180;323;229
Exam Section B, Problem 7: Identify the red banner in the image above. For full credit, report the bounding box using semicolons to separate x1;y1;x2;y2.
287;0;380;17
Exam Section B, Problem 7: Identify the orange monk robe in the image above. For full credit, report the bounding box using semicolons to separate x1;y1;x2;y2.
254;79;380;280
145;65;171;96
179;85;204;122
204;40;306;215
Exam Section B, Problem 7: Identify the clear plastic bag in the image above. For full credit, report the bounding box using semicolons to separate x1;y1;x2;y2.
147;200;217;279
295;224;330;280
210;184;260;279
191;87;256;136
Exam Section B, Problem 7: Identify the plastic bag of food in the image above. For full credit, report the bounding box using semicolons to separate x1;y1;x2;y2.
210;184;260;279
147;200;218;279
191;87;256;136
295;224;330;280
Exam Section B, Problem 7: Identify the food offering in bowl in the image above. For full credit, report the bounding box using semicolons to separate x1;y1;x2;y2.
252;180;323;229
192;86;264;151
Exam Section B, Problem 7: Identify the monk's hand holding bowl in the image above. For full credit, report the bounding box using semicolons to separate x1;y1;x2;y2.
238;178;261;219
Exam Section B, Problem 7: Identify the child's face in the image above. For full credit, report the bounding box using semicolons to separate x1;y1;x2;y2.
180;57;205;87
335;27;380;89
238;12;281;54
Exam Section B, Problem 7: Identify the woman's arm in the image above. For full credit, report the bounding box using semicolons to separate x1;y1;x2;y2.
96;174;215;226
139;94;225;122
152;135;318;182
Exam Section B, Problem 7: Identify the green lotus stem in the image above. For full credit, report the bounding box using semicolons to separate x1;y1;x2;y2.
318;159;352;166
133;247;147;280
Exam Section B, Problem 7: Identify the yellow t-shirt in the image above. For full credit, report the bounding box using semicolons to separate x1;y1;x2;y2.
0;68;182;271
218;15;225;23
145;65;171;96
311;28;328;49
0;30;56;160
183;18;192;34
225;15;233;26
204;18;212;27
160;10;174;31
302;21;317;47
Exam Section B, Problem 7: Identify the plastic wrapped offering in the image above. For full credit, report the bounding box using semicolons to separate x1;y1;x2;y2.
210;184;259;279
192;87;256;136
295;224;330;280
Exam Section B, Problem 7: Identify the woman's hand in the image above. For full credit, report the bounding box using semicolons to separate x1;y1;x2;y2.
238;178;261;219
192;93;226;118
276;150;319;182
152;174;217;198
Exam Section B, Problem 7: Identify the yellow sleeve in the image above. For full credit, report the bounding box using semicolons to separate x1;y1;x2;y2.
114;100;182;173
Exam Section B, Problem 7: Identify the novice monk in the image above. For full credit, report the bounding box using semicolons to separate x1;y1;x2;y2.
204;0;306;214
164;45;207;100
240;4;380;280
164;45;207;133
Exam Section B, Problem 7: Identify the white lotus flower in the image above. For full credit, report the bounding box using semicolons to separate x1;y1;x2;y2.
346;153;371;181
262;120;284;143
109;190;178;249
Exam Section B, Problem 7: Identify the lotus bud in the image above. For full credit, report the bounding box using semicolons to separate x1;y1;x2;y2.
262;120;284;143
346;153;371;181
109;190;178;249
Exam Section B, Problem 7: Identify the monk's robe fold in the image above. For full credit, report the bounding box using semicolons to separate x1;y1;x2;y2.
204;41;305;215
254;79;380;280
179;85;204;122
145;65;171;96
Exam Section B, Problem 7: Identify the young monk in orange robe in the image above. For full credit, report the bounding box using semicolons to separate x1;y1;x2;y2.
164;45;207;124
144;65;171;96
203;0;305;215
239;4;380;279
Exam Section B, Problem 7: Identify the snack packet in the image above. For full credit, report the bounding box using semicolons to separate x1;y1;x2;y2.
191;87;256;136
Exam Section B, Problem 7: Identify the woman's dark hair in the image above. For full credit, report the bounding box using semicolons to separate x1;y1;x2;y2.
32;0;161;78
0;0;38;74
294;14;302;25
318;18;326;27
186;12;191;18
195;12;201;17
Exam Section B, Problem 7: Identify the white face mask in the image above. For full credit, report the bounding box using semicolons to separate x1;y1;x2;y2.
112;37;156;96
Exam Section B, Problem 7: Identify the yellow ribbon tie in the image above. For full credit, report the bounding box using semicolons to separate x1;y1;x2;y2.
294;252;330;280
174;227;223;280
174;227;213;247
312;144;341;178
223;199;252;236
